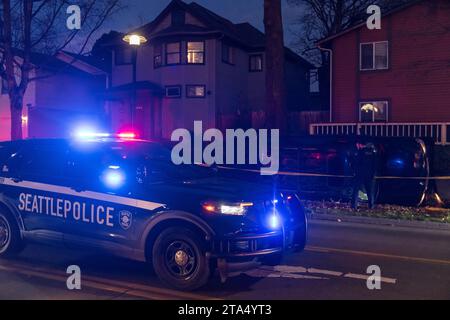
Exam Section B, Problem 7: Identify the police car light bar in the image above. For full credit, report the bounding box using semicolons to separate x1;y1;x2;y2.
73;130;137;140
75;132;111;139
117;132;137;139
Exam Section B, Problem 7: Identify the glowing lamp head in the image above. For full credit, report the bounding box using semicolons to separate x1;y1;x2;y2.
102;167;125;189
123;34;147;46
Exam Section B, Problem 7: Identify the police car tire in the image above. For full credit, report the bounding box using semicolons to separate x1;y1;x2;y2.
152;227;210;291
0;211;24;257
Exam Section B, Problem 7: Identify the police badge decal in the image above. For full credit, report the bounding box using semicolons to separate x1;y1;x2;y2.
119;211;132;230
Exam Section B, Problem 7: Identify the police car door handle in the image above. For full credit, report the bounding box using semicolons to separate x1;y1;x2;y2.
71;187;85;193
11;178;22;183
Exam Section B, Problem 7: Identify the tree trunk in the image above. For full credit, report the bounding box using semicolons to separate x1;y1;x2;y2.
264;0;287;132
10;95;23;140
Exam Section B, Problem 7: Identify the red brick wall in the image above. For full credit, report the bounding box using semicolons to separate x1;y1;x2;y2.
331;0;450;123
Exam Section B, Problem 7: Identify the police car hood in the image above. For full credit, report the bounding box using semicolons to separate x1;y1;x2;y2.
155;176;276;203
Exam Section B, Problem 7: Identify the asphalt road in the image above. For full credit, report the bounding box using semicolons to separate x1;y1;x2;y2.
0;220;449;300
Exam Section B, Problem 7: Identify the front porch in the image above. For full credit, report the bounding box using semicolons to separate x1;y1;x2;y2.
104;81;164;140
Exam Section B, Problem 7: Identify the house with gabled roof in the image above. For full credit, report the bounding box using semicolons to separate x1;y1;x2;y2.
312;0;450;145
100;0;315;139
0;51;107;141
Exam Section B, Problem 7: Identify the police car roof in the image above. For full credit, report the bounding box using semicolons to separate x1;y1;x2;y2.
0;138;161;150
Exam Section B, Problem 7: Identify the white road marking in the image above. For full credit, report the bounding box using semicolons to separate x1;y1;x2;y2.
344;273;397;284
272;265;307;273
308;268;344;277
241;268;326;280
235;264;397;284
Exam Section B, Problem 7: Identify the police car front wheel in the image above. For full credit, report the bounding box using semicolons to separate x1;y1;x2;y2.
152;227;210;291
0;211;24;257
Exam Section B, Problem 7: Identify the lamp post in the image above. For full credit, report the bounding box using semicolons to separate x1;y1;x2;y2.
122;34;148;132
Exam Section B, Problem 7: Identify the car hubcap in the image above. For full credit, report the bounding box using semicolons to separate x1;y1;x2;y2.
165;241;197;278
0;217;10;249
175;250;189;266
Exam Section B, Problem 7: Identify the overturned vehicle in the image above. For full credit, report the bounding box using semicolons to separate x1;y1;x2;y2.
221;136;431;207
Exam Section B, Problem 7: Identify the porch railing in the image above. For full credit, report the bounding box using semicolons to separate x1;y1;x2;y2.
309;122;450;145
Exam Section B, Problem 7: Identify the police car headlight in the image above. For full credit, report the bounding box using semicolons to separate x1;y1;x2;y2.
202;202;253;216
101;166;125;189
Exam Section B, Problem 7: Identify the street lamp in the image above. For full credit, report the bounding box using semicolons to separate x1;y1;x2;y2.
122;33;148;132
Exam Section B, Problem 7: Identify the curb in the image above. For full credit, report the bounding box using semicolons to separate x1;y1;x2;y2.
309;213;450;231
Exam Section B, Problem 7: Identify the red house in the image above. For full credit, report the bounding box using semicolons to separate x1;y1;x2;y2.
313;0;450;145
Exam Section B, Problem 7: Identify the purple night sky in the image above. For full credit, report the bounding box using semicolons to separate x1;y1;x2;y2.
102;0;302;46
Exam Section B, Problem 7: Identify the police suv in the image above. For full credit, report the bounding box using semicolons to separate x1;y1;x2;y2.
0;136;307;290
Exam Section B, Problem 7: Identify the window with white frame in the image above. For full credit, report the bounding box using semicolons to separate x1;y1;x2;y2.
359;101;388;122
165;86;182;98
360;41;388;71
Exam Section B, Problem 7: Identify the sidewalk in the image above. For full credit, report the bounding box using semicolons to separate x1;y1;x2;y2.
304;201;450;231
309;212;450;231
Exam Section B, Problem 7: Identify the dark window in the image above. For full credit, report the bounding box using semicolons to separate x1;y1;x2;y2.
115;47;133;65
222;43;234;64
166;42;181;65
154;44;162;68
359;101;388;122
249;54;263;72
172;8;185;26
186;85;206;98
9;144;69;184
187;41;205;64
360;42;388;71
165;85;182;98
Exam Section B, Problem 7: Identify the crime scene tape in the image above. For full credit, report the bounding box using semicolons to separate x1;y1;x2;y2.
217;166;450;180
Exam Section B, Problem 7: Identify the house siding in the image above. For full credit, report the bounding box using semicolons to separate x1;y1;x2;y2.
331;0;450;123
0;71;35;141
107;1;313;138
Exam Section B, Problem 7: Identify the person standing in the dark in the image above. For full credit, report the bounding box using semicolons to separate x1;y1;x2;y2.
351;142;378;209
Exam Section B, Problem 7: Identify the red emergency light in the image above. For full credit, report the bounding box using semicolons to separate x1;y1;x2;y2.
118;132;137;139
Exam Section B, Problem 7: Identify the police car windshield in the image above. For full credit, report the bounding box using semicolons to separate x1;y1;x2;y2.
103;141;215;182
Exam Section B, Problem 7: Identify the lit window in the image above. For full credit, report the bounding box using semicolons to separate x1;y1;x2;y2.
154;44;162;68
222;43;234;64
249;54;263;72
166;42;181;65
360;41;388;71
359;101;388;122
186;85;206;98
187;41;205;64
165;86;181;98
